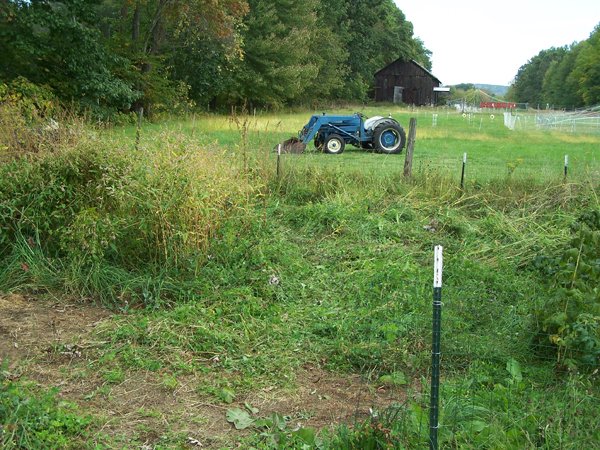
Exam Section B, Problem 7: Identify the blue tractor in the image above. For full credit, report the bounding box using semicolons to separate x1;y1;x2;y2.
279;113;406;155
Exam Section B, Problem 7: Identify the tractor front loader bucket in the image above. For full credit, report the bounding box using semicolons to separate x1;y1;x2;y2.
274;137;306;154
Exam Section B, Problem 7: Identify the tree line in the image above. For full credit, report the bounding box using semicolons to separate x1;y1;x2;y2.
0;0;431;118
508;23;600;109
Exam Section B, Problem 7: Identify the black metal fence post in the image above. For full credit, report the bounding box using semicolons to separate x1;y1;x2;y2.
460;153;466;190
564;154;568;180
429;245;443;450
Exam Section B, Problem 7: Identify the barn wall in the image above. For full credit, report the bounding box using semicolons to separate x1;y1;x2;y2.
374;60;440;105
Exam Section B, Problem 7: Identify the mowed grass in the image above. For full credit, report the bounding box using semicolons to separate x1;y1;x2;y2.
117;106;600;183
2;106;599;448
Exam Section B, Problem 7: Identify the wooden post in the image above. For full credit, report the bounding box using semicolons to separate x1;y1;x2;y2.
276;144;281;179
404;117;417;177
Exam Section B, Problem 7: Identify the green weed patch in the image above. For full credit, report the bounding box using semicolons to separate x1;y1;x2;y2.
0;370;99;449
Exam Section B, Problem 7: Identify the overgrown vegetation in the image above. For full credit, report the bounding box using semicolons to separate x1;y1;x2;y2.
0;133;257;307
534;209;600;368
0;105;598;448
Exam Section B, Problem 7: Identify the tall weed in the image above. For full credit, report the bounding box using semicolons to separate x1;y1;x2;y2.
0;131;257;306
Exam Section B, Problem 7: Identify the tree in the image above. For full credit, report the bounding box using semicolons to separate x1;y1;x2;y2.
571;23;600;106
542;44;582;109
300;0;349;102
340;0;430;100
96;0;248;114
509;22;600;109
1;0;433;114
510;47;567;107
229;0;321;107
0;0;137;117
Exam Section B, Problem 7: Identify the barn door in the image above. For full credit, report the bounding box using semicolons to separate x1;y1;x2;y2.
393;86;404;103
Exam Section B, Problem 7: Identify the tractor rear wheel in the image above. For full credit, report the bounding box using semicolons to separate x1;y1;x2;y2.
373;120;406;154
323;134;345;154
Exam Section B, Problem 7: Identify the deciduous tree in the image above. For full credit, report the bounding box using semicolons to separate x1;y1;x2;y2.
571;24;600;106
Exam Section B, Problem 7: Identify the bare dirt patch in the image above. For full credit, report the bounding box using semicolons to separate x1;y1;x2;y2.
1;295;411;448
0;294;110;368
88;366;406;448
247;364;405;428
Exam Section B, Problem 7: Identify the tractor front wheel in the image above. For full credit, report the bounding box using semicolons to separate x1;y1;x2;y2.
323;134;345;154
373;121;406;154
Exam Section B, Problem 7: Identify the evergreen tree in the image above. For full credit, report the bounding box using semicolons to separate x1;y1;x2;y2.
229;0;321;107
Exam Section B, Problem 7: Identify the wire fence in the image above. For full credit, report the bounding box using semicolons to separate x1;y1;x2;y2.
435;309;595;448
503;107;600;134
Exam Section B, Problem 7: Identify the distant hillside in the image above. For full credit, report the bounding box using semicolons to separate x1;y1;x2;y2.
473;84;509;96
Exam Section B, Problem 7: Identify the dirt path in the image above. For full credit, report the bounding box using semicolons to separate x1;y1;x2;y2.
0;294;110;369
1;294;407;448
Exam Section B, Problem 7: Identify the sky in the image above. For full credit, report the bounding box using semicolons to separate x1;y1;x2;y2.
394;0;599;86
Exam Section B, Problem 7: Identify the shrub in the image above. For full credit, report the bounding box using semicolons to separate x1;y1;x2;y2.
0;77;57;121
0;77;83;157
534;209;600;368
0;131;257;306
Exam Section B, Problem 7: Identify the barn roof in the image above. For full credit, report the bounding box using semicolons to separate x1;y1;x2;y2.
374;59;442;84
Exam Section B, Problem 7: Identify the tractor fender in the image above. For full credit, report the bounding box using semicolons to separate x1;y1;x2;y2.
364;116;393;131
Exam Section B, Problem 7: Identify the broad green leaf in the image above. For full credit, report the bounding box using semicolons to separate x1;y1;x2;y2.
226;408;254;430
506;358;523;382
467;420;488;432
378;371;407;386
293;427;317;445
253;417;274;429
272;412;287;431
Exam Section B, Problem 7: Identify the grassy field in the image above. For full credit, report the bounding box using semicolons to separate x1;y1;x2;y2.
1;106;599;448
115;106;600;182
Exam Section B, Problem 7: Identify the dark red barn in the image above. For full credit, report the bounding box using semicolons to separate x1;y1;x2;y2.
373;59;444;105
